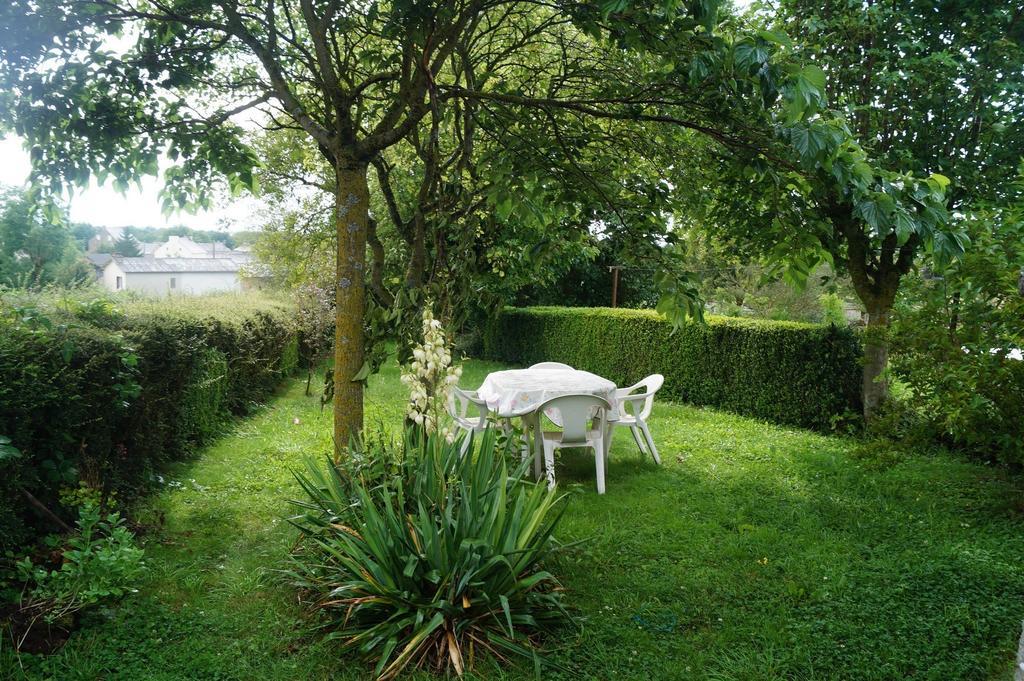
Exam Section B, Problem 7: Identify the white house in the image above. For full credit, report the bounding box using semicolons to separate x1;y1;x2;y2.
87;226;125;252
97;233;269;295
87;227;160;255
102;257;252;295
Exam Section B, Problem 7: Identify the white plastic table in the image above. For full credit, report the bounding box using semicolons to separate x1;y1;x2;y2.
477;367;618;478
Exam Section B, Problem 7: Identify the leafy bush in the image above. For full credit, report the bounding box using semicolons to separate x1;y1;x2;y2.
0;290;299;551
818;292;847;326
484;306;861;430
287;429;569;680
179;347;230;445
294;283;334;395
889;205;1024;464
11;502;145;627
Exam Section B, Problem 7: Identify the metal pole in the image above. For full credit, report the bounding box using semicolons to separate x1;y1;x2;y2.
609;266;621;308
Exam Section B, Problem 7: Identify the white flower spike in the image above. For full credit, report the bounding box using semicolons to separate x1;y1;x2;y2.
400;304;463;437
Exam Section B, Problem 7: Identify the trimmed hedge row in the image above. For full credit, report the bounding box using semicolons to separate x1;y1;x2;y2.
483;306;862;430
0;292;299;550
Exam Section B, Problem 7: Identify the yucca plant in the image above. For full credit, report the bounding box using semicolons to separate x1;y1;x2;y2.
288;428;571;680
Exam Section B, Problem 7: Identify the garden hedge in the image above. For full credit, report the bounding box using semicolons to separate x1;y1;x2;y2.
483;306;862;431
0;291;299;550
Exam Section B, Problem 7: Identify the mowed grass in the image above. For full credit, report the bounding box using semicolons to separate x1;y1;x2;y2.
6;358;1024;680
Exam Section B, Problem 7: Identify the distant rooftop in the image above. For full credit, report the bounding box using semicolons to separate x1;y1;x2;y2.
110;256;244;273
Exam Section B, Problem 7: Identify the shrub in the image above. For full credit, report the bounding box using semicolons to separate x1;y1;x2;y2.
10;502;145;627
294;283;334;396
180;347;230;445
287;429;569;680
887;204;1024;465
483;306;862;430
0;290;299;551
819;292;847;326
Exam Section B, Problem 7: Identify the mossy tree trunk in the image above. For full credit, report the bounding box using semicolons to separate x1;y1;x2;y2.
830;205;912;424
861;303;892;422
332;160;370;459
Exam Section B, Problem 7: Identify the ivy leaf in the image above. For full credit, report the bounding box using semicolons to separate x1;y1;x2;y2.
734;40;768;74
855;194;894;232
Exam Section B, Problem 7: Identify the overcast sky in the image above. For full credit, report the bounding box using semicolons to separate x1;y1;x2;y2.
0;134;262;233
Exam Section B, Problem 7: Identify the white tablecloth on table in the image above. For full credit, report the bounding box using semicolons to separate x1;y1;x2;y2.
477;368;619;420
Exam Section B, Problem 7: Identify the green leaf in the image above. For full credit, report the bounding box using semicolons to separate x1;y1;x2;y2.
757;29;794;48
495;196;513;221
352;361;373;382
800;64;826;92
0;437;22;462
893;210;917;245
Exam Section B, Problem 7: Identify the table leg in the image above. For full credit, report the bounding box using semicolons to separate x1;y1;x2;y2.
603;414;615;459
529;412;545;481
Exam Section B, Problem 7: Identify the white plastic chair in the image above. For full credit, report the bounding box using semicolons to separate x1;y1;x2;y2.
447;387;489;454
535;393;611;494
612;374;664;464
529;363;577;428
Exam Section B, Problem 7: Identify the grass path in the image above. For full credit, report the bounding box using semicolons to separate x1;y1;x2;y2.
10;358;1024;680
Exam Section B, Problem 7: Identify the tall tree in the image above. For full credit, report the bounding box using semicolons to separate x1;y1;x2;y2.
455;3;959;416
111;233;143;256
742;0;1024;416
0;0;516;455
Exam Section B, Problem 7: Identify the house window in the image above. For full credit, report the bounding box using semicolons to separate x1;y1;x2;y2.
116;276;123;290
170;277;176;290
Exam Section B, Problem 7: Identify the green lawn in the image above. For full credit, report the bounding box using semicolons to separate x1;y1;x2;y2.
7;358;1024;680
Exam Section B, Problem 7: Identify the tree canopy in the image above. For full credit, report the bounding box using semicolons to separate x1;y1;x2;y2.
0;0;968;438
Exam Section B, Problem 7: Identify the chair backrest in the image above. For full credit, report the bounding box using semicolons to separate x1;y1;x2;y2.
620;374;664;420
448;387;488;428
529;362;573;370
537;393;610;444
638;374;664;419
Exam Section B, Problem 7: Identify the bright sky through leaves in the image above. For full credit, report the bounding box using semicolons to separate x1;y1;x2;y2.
0;135;260;232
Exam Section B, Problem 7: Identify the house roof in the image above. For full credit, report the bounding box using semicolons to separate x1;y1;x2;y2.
109;256;243;273
86;253;112;267
156;236;241;258
100;226;125;241
196;241;233;255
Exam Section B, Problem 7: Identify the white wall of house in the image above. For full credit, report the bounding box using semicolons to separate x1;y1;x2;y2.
102;262;241;295
130;271;240;295
102;260;128;292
